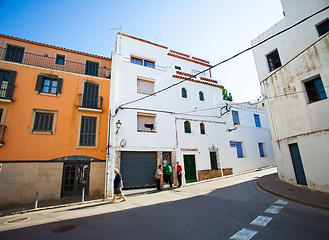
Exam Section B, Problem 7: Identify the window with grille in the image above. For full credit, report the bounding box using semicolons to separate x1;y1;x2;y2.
200;123;205;134
258;143;265;157
235;142;244;158
33;112;54;132
137;78;154;95
316;18;329;36
137;113;156;132
184;121;191;133
85;61;99;76
182;88;187;98
266;49;282;72
79;116;97;146
304;76;327;103
254;114;261;127
232;110;240;125
4;45;24;63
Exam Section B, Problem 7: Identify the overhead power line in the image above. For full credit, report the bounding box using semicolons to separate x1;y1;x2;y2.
116;6;329;113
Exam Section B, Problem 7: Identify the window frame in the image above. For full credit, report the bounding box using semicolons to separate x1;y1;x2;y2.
303;75;327;103
0;69;16;101
254;114;261;128
55;53;66;66
77;113;100;148
35;73;63;96
316;18;329;37
200;123;205;135
0;105;8;125
184;121;191;133
84;60;100;77
137;77;155;95
232;110;240;125
181;88;187;98
130;56;156;69
235;141;244;158
266;49;282;72
199;91;204;101
30;109;58;135
80;80;102;110
137;112;156;133
4;44;25;63
258;142;266;158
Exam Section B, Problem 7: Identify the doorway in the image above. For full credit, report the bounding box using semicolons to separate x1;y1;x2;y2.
288;143;307;185
183;155;197;183
61;163;90;197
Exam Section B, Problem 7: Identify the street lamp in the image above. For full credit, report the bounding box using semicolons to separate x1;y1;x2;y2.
116;120;122;134
227;123;238;132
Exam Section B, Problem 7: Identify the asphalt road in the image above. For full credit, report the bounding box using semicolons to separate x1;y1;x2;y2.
0;168;328;240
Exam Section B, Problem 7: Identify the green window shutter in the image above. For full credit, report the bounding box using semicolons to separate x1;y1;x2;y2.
57;77;63;94
199;91;204;101
35;75;44;93
6;70;17;100
182;88;187;98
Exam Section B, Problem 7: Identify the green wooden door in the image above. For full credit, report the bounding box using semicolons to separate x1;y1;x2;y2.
183;155;197;183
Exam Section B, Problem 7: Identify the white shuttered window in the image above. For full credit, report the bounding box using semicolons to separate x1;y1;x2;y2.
137;78;154;95
137;113;156;132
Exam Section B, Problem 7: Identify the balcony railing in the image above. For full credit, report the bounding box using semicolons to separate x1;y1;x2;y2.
0;125;6;145
0;47;110;78
78;94;103;110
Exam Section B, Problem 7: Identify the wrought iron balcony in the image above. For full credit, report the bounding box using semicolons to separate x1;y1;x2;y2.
78;94;103;110
0;125;6;146
0;47;110;78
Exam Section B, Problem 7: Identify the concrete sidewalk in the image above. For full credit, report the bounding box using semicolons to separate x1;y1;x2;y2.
257;173;329;211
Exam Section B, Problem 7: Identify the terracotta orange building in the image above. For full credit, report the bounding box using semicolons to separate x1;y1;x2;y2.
0;34;111;206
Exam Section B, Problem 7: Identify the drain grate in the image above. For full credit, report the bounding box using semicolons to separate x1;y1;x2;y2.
5;217;30;224
52;225;76;233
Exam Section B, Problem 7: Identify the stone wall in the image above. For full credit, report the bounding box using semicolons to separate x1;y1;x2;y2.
89;162;106;196
197;168;233;181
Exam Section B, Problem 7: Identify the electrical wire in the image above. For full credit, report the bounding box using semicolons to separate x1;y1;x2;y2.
116;6;329;112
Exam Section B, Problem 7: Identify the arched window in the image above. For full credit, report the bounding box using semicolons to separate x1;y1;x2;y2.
184;121;191;133
181;88;187;98
200;123;205;134
199;91;204;101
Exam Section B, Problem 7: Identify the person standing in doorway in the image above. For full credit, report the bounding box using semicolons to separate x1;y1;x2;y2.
164;163;173;188
110;169;127;203
176;161;182;187
155;165;163;191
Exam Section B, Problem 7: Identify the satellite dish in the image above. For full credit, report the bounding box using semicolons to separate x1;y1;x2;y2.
120;139;127;147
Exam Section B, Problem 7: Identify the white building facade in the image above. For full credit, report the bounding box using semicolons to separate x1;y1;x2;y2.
108;33;274;190
251;0;329;192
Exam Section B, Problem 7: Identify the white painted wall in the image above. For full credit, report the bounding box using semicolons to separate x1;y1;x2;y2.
111;33;275;184
251;0;329;192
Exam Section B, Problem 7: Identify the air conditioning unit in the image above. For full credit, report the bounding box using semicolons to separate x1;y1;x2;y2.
105;70;111;78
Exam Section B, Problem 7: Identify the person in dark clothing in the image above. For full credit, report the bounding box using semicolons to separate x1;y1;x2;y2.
176;161;182;187
110;169;126;203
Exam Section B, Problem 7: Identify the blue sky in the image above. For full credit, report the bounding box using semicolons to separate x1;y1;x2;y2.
0;0;283;102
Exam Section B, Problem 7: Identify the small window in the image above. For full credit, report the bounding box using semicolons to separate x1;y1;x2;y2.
137;78;154;95
137;113;156;132
184;121;191;133
0;70;17;100
235;142;244;158
304;76;327;103
254;114;261;127
144;60;155;68
232;110;240;125
85;61;99;76
175;66;181;70
200;123;205;134
130;57;143;65
80;116;97;146
316;18;329;36
258;143;265;157
55;54;65;65
35;74;63;95
182;88;187;98
5;45;24;63
266;49;282;72
199;91;204;101
31;110;57;134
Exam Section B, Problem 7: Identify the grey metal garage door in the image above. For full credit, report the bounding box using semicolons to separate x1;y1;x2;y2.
120;151;157;188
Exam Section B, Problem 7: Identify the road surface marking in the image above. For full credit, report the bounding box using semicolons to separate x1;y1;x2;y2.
265;205;283;214
275;199;288;205
250;215;273;227
230;228;258;240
